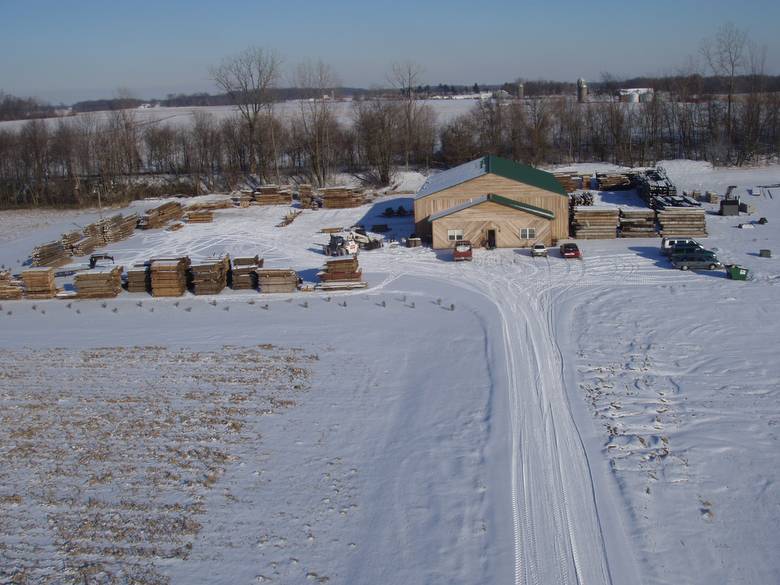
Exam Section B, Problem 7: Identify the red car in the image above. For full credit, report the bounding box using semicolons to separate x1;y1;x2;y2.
453;240;473;261
559;242;582;259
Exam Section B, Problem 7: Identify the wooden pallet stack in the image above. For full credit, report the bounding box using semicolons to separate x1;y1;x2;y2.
0;271;24;300
657;209;707;237
253;185;292;206
150;257;190;297
185;210;214;223
320;187;365;209
231;256;263;290
256;269;299;293
139;202;183;229
317;257;366;290
31;241;70;267
597;173;632;190
619;209;658;238
572;207;619;239
189;256;230;295
74;266;123;299
126;263;151;294
21;267;57;299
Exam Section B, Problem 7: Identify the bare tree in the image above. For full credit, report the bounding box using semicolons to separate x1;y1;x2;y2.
353;99;402;185
389;60;424;168
211;47;281;175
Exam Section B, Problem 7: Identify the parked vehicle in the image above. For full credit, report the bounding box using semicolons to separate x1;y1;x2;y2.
559;242;582;259
671;250;723;271
453;240;473;262
531;243;548;257
661;237;702;256
669;241;706;257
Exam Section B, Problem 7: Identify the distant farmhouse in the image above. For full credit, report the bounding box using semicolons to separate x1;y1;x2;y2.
413;156;569;249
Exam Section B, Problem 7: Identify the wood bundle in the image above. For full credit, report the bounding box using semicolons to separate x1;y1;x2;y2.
126;263;151;294
619;209;657;238
256;269;299;293
61;230;83;252
298;184;315;207
82;220;107;246
101;213;138;243
572;207;619;239
150;257;190;297
139;201;183;229
231;256;264;290
166;221;185;232
554;173;586;192
185;199;232;211
31;240;70;267
319;257;362;282
320;187;365;209
74;266;123;299
0;271;24;300
276;210;302;227
253;185;292;206
234;192;254;208
21;267;57;299
597;173;632;190
189;256;230;295
73;236;99;256
186;210;214;223
657;209;707;237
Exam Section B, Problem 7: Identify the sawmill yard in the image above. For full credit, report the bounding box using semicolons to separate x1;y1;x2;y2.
1;159;779;585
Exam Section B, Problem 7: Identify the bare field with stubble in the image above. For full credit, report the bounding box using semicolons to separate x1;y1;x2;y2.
0;344;317;585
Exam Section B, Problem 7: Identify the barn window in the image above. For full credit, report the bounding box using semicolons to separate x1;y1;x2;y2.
447;229;464;241
520;228;536;239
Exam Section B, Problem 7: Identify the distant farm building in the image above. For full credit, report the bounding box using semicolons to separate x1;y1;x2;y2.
414;156;568;249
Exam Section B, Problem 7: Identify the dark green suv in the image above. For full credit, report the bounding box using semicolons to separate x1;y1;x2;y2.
671;250;723;271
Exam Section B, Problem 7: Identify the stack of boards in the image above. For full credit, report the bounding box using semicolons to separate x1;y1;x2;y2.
139;202;183;229
150;258;190;297
657;209;707;237
254;186;292;206
256;269;299;293
0;271;24;300
298;184;315;208
185;210;214;223
126;263;151;293
74;266;123;299
31;241;69;267
190;256;230;295
317;256;367;290
554;173;587;192
597;173;632;190
21;268;57;299
572;207;619;239
100;213;138;243
320;187;365;209
619;209;657;238
231;256;263;290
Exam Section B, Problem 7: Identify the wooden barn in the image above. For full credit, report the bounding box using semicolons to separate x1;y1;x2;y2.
414;155;569;248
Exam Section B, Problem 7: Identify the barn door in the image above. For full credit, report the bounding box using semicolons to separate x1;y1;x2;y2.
486;229;497;249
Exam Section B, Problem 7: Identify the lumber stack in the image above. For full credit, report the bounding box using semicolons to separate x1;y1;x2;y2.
256;269;299;293
61;230;83;252
298;184;315;208
150;258;189;297
319;257;362;282
657;209;707;237
101;213;138;243
619;209;658;238
73;236;99;256
31;241;70;267
185;199;232;212
254;185;292;206
21;268;57;299
82;220;107;246
231;256;263;290
320;187;365;209
572;207;619;239
185;210;214;223
597;173;632;190
74;266;123;299
139;202;183;229
126;263;151;294
189;256;230;295
234;192;253;208
0;271;24;300
554;173;586;192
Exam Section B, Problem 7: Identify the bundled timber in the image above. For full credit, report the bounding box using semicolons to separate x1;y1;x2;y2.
234;192;253;208
74;266;123;299
189;256;230;295
298;184;315;208
256;269;299;293
231;256;263;290
126;263;151;294
572;207;619;239
276;210;302;227
103;213;138;243
316;256;367;290
320;187;365;209
657;209;707;237
254;185;292;206
0;271;23;300
31;240;70;267
82;220;107;246
73;236;99;256
619;209;658;238
185;210;214;223
596;173;632;190
185;199;232;212
554;173;587;192
61;230;83;252
166;221;185;232
139;201;183;229
21;267;57;299
150;257;189;297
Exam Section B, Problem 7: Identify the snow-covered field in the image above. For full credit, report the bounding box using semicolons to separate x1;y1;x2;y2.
1;160;778;584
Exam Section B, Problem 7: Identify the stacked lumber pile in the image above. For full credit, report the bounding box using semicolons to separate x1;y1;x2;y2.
74;266;123;299
101;213;138;243
572;207;619;239
298;184;315;207
231;256;263;290
126;263;151;294
317;256;367;290
31;241;70;267
0;271;24;300
254;185;292;206
234;192;253;208
619;209;657;238
554;173;585;192
150;258;189;297
597;173;632;190
276;210;302;227
82;220;107;246
320;187;365;209
73;236;99;256
257;269;299;293
61;230;83;251
189;256;230;295
185;199;232;212
186;210;214;223
139;202;183;229
657;209;707;237
21;268;57;299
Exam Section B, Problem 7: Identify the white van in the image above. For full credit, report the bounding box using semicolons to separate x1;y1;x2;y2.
661;237;702;257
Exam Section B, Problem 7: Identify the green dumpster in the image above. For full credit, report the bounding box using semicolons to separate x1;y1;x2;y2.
726;264;749;280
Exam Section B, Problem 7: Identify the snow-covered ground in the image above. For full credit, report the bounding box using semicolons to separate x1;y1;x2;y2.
1;160;778;584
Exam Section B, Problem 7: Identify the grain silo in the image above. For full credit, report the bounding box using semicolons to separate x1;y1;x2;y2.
577;78;588;103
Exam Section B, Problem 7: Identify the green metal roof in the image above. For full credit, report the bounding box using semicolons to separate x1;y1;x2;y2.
428;193;555;222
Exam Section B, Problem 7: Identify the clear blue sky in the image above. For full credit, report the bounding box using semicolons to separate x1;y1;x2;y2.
1;0;777;103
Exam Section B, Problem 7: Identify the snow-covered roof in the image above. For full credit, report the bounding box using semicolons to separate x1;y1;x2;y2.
416;158;488;200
